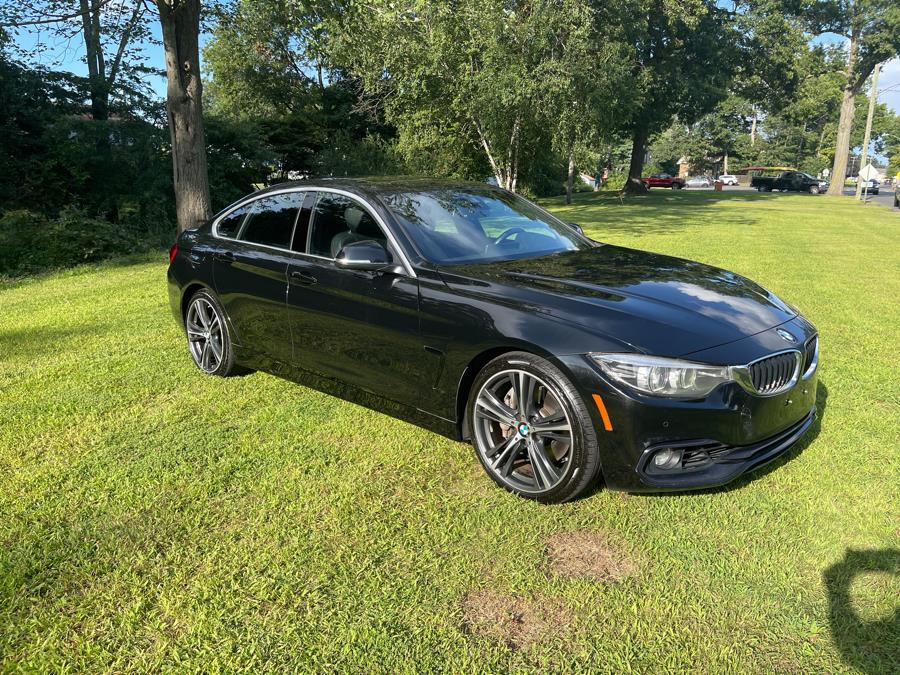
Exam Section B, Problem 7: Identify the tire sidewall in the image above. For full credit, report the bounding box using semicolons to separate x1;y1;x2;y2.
466;351;601;503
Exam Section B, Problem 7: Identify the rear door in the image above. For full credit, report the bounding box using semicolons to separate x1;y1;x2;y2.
212;191;306;363
285;190;430;409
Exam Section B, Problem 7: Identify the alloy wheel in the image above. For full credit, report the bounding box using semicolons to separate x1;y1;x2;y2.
186;296;224;373
472;369;574;494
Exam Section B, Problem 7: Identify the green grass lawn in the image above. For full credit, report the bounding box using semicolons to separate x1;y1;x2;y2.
1;191;898;672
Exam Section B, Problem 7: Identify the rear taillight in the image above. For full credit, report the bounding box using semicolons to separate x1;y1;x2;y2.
168;243;178;265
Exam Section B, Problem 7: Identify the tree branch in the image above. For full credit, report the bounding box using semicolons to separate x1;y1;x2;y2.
1;0;116;27
108;0;145;88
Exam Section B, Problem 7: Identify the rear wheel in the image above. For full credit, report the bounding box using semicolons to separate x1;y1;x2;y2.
184;290;242;376
467;352;602;503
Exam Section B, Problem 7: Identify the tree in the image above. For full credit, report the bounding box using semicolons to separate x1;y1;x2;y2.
784;0;900;194
617;1;738;194
1;0;158;120
203;0;403;180
155;0;211;233
327;0;633;193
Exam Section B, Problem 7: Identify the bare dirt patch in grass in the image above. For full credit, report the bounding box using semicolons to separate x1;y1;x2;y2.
545;529;637;582
461;589;572;650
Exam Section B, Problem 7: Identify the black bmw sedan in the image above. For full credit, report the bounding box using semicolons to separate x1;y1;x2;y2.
168;178;819;502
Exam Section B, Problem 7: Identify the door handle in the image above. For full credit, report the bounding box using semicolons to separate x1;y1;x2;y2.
290;270;317;285
214;251;235;263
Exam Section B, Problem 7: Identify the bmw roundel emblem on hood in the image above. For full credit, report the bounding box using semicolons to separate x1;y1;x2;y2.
776;328;798;343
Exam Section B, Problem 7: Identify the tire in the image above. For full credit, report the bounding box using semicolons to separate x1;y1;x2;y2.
809;185;820;195
184;289;243;377
466;351;603;503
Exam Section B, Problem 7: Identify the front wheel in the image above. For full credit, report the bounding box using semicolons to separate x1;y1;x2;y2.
467;352;603;503
809;185;820;195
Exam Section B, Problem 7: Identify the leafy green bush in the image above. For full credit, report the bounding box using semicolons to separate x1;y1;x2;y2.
0;208;169;278
602;172;628;191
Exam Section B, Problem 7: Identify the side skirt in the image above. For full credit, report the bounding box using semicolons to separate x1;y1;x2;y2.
234;347;459;440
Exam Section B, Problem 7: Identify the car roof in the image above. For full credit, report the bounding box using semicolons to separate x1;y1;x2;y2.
246;176;500;201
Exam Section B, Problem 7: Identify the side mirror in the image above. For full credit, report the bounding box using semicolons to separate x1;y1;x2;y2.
567;222;584;235
335;239;393;271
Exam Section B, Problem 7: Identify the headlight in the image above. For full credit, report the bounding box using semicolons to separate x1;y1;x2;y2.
589;353;733;398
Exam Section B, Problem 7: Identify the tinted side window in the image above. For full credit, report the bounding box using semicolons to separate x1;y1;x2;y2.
217;204;251;238
308;193;387;258
240;193;305;248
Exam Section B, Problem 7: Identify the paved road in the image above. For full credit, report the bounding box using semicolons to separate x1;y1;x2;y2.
842;187;898;209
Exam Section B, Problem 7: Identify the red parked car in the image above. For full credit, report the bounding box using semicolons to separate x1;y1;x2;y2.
642;173;685;190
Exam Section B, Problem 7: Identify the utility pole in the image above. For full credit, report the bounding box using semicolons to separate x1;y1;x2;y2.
855;62;881;201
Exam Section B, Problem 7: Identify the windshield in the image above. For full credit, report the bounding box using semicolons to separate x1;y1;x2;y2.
380;188;591;264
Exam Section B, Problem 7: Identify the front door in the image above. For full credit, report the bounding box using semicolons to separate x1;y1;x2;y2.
212;191;306;364
285;191;430;409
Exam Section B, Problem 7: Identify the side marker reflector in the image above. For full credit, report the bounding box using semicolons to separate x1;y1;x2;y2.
591;394;613;432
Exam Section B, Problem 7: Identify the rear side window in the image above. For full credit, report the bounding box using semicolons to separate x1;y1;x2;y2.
216;204;251;238
239;192;305;249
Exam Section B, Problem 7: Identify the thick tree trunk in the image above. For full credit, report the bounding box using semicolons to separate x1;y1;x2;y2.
565;139;575;205
158;0;212;233
827;33;859;197
622;125;648;195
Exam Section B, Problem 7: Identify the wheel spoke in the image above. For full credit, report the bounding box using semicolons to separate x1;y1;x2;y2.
200;342;211;369
476;390;516;427
527;438;560;489
209;335;222;359
492;437;522;477
520;373;536;416
531;413;570;435
508;372;534;417
533;431;571;443
197;301;211;328
187;329;204;342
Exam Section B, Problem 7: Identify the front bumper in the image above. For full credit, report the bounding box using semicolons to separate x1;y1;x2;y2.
559;319;820;492
634;407;815;490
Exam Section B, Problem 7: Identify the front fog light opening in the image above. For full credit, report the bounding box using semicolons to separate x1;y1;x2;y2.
651;448;683;471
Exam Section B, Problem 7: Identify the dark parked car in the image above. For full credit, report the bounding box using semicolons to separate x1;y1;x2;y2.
752;171;828;194
168;178;819;503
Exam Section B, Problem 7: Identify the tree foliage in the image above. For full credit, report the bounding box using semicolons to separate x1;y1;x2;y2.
325;0;633;192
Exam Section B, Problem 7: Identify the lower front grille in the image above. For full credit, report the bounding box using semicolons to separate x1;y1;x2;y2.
748;351;800;395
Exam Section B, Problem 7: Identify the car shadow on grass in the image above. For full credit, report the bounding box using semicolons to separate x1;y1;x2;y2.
823;548;900;674
609;380;829;501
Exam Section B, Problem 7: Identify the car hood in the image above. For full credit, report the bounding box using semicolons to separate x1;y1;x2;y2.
438;245;797;357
